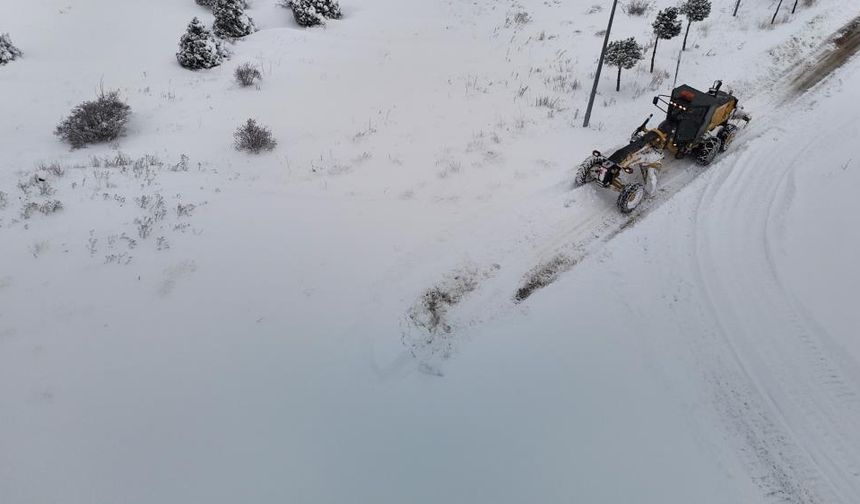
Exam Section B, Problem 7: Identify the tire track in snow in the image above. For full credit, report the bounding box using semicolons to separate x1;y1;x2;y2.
690;140;830;504
687;83;860;503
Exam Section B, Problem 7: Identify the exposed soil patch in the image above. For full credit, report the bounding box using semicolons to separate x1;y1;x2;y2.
403;264;501;360
404;268;480;359
792;15;860;94
514;253;576;303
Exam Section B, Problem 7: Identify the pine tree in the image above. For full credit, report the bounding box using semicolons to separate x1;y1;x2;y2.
289;0;343;28
197;0;246;8
680;0;711;51
605;38;643;92
650;7;682;73
213;0;256;39
176;17;228;70
0;33;22;65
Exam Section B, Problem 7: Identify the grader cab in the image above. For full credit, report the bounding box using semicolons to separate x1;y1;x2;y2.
651;80;748;164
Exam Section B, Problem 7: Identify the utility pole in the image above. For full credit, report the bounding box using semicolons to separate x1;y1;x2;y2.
672;46;683;89
772;0;784;24
733;0;741;17
583;0;619;128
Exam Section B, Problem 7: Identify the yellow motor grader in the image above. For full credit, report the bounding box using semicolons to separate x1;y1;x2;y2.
575;80;751;213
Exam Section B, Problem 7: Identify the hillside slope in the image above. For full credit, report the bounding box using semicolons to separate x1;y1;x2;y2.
1;1;859;503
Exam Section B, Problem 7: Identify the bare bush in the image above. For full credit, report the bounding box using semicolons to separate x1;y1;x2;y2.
176;203;196;217
55;91;131;148
234;119;277;153
513;11;531;24
22;200;63;219
38;161;65;177
234;62;262;87
625;0;650;16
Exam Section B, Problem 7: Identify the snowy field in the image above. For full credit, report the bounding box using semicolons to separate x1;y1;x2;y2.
2;0;860;503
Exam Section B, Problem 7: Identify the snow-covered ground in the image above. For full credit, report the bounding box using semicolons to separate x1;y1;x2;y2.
1;1;859;503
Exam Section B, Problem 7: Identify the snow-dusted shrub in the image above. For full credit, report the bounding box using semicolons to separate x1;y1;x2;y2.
680;0;711;50
22;200;63;219
234;119;277;153
605;37;643;92
234;62;262;87
0;33;22;65
213;0;256;39
288;0;342;28
649;7;682;72
624;0;650;16
177;17;227;70
55;91;131;148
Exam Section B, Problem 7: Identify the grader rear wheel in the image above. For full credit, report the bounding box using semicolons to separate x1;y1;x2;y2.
719;124;738;152
695;138;722;166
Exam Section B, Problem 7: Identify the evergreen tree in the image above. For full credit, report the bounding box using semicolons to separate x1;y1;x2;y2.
176;17;228;70
0;33;22;66
680;0;711;51
289;0;343;28
650;7;682;73
197;0;246;8
213;0;256;39
605;38;643;92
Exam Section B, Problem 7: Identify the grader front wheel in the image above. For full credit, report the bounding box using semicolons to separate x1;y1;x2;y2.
617;183;645;214
575;164;594;186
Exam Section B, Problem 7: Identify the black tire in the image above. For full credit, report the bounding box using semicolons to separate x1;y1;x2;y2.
718;124;738;152
695;138;721;166
574;162;595;186
617;183;644;214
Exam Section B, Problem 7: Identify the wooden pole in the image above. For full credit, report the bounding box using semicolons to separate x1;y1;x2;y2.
650;37;659;73
672;46;683;90
583;0;619;128
772;0;784;24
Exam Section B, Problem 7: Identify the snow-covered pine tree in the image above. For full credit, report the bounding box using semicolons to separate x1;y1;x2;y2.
176;17;228;70
289;0;343;28
197;0;246;8
604;38;643;92
650;7;682;72
213;0;256;39
680;0;711;51
0;33;22;66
